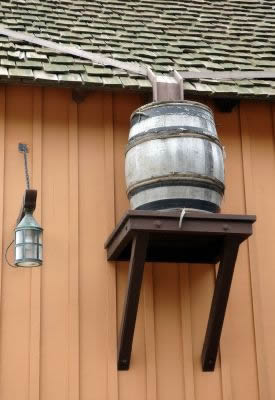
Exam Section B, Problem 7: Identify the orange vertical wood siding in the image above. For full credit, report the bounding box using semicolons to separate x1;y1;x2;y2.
0;86;273;400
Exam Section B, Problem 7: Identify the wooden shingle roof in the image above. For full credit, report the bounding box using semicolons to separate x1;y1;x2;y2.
1;0;275;97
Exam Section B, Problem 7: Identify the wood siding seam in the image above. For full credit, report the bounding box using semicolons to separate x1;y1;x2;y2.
239;102;270;400
103;92;118;400
0;86;5;301
29;86;42;400
270;104;275;160
68;99;80;400
179;264;195;400
0;87;5;396
143;264;157;400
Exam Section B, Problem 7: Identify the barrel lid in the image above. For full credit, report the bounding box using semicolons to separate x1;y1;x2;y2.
130;100;214;121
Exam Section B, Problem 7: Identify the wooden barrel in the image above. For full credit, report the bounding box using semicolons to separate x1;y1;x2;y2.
125;101;225;212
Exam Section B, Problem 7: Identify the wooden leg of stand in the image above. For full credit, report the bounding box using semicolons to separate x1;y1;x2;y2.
117;233;149;370
201;237;240;371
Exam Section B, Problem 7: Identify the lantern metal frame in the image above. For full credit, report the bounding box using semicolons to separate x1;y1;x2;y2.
14;210;43;267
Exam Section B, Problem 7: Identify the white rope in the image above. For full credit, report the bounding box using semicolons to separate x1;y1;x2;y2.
178;208;186;228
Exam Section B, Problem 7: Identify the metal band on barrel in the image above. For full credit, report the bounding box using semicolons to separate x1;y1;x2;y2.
130;105;215;129
130;101;215;122
125;130;223;153
136;198;220;213
127;175;225;198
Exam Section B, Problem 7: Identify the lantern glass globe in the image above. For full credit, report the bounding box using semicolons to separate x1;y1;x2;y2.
14;211;43;267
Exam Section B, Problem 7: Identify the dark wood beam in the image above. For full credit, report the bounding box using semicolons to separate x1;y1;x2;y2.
117;233;149;370
201;237;241;371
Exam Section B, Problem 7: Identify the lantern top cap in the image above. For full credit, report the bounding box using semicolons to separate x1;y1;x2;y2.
16;211;42;231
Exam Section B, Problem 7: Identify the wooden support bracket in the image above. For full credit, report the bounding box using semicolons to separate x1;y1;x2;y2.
201;237;241;371
105;210;256;371
117;233;149;370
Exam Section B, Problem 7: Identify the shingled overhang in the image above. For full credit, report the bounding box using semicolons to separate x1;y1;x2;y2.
0;0;275;98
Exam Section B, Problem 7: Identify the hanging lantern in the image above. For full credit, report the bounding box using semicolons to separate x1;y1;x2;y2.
14;211;43;267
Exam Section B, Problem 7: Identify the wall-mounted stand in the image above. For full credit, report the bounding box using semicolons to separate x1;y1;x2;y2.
17;189;37;224
105;210;255;372
17;143;37;224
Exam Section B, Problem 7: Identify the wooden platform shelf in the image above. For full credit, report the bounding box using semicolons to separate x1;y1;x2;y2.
105;210;256;372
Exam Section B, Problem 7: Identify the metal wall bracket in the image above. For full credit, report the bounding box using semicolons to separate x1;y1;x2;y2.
105;210;255;372
72;89;89;104
147;68;184;101
214;98;240;113
16;189;37;225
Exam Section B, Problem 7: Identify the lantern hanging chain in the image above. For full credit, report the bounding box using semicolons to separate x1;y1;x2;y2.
18;143;30;190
